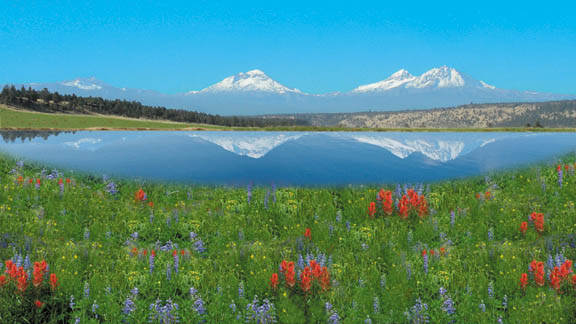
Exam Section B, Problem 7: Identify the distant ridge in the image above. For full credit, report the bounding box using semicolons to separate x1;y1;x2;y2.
8;67;575;115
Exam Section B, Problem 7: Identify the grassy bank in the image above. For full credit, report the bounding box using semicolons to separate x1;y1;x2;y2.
1;155;576;323
0;105;228;130
2;105;576;132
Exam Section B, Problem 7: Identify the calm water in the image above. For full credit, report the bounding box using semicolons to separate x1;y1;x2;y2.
1;131;575;185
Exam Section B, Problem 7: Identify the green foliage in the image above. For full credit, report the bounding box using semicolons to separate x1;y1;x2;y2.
0;155;575;323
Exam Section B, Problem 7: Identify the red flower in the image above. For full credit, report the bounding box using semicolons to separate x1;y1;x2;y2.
131;247;139;256
0;275;6;287
151;250;156;257
530;212;544;233
35;300;45;308
143;249;148;256
378;190;394;215
550;267;561;290
36;179;41;186
17;176;23;184
58;178;63;185
475;193;480;199
49;273;59;291
560;260;573;279
572;274;576;286
17;271;28;293
28;178;33;184
485;191;491;199
304;228;311;240
368;202;376;218
421;249;427;257
300;266;312;293
270;273;279;289
66;178;71;184
32;261;48;287
430;249;435;256
148;201;154;208
280;260;296;287
565;164;570;171
520;273;528;289
398;195;409;219
557;164;562;172
180;250;186;256
440;247;446;256
135;188;147;202
530;260;545;286
520;222;528;235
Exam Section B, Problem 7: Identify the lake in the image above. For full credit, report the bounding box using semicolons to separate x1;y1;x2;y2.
1;131;575;186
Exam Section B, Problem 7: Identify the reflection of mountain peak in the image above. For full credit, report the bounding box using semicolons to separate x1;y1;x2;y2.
188;133;306;158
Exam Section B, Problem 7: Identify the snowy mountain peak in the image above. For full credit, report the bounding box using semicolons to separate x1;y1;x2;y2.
352;69;416;92
60;77;106;90
353;66;493;92
197;70;304;94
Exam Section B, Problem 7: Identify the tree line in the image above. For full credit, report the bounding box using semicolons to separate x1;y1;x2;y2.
0;85;309;127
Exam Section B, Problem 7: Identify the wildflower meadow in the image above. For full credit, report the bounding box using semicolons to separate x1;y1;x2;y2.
1;155;576;323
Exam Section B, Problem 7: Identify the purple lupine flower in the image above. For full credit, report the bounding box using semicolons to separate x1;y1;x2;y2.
488;281;494;299
336;210;342;222
122;296;136;316
346;221;351;231
149;299;179;324
498;317;504;324
84;282;90;299
442;296;456;315
160;240;174;252
502;295;508;310
69;295;75;309
365;316;372;324
23;254;31;270
329;224;334;236
558;168;563;187
193;297;206;315
105;286;111;295
74;318;80;324
105;182;117;195
328;311;341;324
131;287;139;297
450;211;455;227
230;302;237;313
479;300;486;312
84;228;90;241
405;298;428;324
166;214;171;227
246;296;276;323
406;263;412;281
488;228;494;241
373;296;380;314
193;239;206;253
439;287;447;297
361;243;369;251
149;253;155;275
173;254;179;274
555;252;565;268
407;231;413;244
190;232;198;241
173;209;179;224
166;263;172;281
423;254;428;275
547;254;554;270
238;282;244;298
380;275;386;289
91;300;99;318
16;160;24;168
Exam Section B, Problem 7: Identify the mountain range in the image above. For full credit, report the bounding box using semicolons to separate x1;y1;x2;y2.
13;66;575;115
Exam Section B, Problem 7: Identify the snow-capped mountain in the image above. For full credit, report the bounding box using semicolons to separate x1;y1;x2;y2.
10;67;575;115
353;66;492;92
190;69;304;94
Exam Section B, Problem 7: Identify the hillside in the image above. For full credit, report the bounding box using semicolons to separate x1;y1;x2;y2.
262;100;576;128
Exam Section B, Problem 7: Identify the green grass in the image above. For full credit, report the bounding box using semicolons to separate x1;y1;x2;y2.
0;105;228;130
1;155;576;323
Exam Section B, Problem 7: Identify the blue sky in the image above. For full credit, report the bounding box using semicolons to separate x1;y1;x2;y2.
1;0;575;94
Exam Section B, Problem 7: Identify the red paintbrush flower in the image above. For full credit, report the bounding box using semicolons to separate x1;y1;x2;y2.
421;249;427;257
131;247;138;256
520;222;528;235
270;273;279;289
304;228;311;240
530;260;545;286
280;260;296;287
440;247;446;256
300;266;312;293
58;178;63;185
17;271;28;293
530;212;544;233
148;201;154;208
33;261;48;287
368;202;376;218
35;300;44;308
380;190;394;215
49;273;59;291
66;178;71;184
135;188;147;202
0;275;6;288
520;273;528;289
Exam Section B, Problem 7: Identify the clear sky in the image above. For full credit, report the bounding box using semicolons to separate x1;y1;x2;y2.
1;0;575;94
